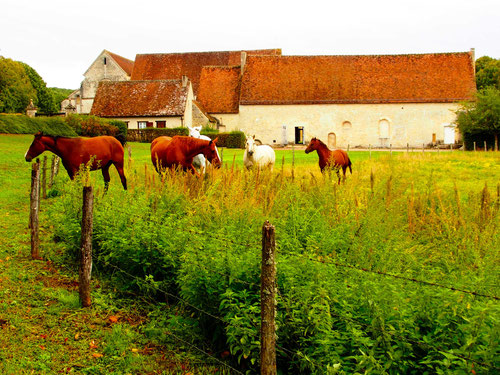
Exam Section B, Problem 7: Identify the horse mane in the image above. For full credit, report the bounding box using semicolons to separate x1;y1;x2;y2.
312;137;328;149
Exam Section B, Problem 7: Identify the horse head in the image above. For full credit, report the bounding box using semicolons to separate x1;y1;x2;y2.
305;137;320;154
188;126;202;139
205;137;221;168
25;132;50;162
245;135;257;156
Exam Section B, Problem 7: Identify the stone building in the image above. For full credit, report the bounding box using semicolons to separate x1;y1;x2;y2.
90;77;205;129
61;50;134;115
73;48;476;148
235;51;476;148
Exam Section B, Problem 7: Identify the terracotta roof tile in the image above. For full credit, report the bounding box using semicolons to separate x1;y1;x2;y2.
91;80;188;117
197;66;241;113
131;49;281;94
240;52;476;104
106;50;135;76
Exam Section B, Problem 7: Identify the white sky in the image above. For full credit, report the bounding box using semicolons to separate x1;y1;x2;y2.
1;0;499;89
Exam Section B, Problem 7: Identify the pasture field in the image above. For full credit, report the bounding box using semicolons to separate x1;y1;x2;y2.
1;134;499;374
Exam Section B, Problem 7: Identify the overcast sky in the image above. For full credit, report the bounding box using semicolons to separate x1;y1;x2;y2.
1;0;499;89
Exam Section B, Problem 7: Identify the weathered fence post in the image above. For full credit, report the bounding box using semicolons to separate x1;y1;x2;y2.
42;156;47;199
261;221;277;375
30;160;41;260
49;155;59;187
369;144;372;159
291;143;295;181
79;186;94;308
406;143;409;153
389;143;392;156
474;141;476;152
484;141;487;151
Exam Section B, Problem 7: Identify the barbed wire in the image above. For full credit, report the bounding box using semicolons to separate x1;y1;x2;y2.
289;253;500;301
275;290;499;371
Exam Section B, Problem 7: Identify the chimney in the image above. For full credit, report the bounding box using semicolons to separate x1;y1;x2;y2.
470;48;476;72
181;75;189;88
240;51;247;74
26;99;37;118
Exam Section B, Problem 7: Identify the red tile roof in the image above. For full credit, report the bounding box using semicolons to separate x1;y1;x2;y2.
197;66;241;113
90;80;188;117
106;50;134;76
131;49;281;94
240;52;476;105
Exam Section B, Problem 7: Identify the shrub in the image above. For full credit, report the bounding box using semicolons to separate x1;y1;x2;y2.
0;114;76;136
126;128;188;143
64;114;121;137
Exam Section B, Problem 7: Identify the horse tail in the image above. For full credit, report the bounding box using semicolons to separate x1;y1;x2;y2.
114;133;127;147
347;157;352;174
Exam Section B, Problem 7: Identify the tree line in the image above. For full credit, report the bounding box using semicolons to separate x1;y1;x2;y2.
0;56;72;114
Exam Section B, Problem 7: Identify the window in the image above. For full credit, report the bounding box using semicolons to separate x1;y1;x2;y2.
138;121;147;129
156;121;166;129
103;57;107;65
342;121;352;130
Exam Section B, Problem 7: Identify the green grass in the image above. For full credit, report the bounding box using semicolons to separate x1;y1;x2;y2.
1;134;499;374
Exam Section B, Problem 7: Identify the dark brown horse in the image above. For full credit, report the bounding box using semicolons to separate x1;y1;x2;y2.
151;135;221;174
305;137;352;184
25;132;127;190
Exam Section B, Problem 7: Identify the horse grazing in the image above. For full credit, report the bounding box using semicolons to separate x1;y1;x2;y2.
151;135;221;174
187;126;220;173
305;137;352;184
243;135;275;171
25;132;127;190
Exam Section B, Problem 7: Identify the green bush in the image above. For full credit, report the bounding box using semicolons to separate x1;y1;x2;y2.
0;114;76;136
64;114;123;137
127;127;188;143
203;130;245;148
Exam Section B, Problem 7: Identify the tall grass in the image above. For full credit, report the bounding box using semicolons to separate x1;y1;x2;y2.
44;145;500;374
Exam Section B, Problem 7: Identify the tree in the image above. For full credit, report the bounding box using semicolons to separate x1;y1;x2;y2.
21;62;57;114
0;57;37;113
456;87;500;151
475;56;500;91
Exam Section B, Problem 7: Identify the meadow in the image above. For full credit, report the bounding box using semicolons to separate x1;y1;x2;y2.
1;134;499;374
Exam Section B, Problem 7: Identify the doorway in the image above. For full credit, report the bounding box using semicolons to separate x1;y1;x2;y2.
295;127;304;144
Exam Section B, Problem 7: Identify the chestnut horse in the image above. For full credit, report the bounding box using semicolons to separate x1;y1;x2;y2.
305;137;352;184
151;135;221;174
25;132;127;190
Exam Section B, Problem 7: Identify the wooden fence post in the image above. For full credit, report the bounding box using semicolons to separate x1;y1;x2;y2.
30;160;41;260
49;155;60;187
79;186;94;307
484;141;487;151
42;156;47;199
474;142;476;152
261;221;277;375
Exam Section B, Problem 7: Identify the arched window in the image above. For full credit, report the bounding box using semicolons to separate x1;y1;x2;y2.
342;121;352;130
379;119;390;139
328;132;336;149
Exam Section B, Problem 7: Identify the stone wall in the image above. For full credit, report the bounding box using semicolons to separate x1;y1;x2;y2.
234;103;460;148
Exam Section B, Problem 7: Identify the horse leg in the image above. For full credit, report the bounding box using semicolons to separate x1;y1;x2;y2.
342;166;347;183
113;161;128;190
112;161;127;190
336;168;341;185
101;163;112;192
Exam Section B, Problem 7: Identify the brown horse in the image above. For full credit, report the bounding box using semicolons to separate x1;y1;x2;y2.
151;135;221;173
305;137;352;184
25;132;127;190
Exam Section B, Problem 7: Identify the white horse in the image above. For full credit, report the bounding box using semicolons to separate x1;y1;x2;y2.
188;126;220;173
243;135;275;171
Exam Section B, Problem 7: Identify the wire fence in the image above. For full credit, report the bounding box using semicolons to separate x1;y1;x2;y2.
29;170;500;373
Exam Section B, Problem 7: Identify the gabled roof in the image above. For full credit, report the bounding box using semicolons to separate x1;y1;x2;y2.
131;49;281;94
240;52;476;105
106;50;135;76
84;50;135;78
197;66;241;114
90;80;189;117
